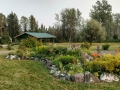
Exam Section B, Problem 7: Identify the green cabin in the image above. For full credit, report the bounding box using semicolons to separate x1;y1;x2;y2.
14;32;56;43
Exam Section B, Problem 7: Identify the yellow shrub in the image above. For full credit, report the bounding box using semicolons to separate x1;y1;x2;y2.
85;53;120;75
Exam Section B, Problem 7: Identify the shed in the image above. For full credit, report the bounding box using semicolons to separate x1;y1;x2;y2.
14;32;56;43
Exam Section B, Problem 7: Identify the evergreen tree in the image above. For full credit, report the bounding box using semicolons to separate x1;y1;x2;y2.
1;29;10;44
7;12;20;41
20;16;29;32
0;13;7;37
40;24;46;33
29;15;36;32
35;21;39;32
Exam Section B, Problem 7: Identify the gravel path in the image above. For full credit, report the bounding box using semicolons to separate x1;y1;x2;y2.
92;50;116;55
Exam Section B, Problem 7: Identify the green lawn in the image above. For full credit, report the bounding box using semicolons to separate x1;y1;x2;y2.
0;55;120;90
55;42;120;51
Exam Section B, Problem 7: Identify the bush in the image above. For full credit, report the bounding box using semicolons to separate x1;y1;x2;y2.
102;44;110;50
84;53;120;75
53;46;67;55
52;55;77;66
84;61;103;76
67;49;80;57
81;42;91;49
58;55;77;65
19;36;40;49
7;44;12;50
0;45;3;49
64;64;83;74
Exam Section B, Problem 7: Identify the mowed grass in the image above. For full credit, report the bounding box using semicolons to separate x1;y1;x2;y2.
0;55;120;90
55;42;120;51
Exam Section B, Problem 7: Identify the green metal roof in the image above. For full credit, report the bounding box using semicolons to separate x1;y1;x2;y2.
25;32;56;38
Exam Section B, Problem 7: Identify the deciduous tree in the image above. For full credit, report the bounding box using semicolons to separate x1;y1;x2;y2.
90;0;112;40
82;19;105;45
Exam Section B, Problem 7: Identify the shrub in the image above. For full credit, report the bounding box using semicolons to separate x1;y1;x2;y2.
19;36;40;49
81;42;91;49
84;53;120;75
67;49;80;57
52;55;77;66
64;64;83;74
84;61;103;76
0;45;3;48
7;44;12;50
53;46;67;55
102;44;110;50
58;55;77;65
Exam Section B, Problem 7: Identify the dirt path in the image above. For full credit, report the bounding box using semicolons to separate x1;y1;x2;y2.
0;51;14;55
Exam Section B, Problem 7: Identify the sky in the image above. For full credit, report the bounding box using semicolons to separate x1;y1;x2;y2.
0;0;120;28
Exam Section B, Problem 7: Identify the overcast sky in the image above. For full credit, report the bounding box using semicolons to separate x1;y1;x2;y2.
0;0;120;28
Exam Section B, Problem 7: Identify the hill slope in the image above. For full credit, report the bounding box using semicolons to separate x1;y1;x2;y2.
0;55;119;90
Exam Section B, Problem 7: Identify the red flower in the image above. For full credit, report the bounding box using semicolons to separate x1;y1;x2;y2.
91;53;96;57
91;53;101;57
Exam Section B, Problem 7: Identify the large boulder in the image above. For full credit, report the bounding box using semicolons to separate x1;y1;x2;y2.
10;55;17;60
100;72;119;82
84;71;100;83
81;52;93;61
70;73;84;83
81;52;88;60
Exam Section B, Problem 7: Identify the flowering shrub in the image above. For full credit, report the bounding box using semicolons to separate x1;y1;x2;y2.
91;53;101;58
84;53;120;75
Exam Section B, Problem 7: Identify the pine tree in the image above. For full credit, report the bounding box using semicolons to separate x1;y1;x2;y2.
7;12;20;41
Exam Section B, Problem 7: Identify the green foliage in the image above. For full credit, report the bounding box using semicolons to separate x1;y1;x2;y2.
64;64;83;74
90;0;112;40
56;8;82;42
19;36;40;48
1;30;10;44
53;55;77;66
16;36;40;58
16;48;24;57
7;12;20;41
102;44;110;50
82;19;105;45
0;54;119;90
67;49;80;57
7;43;12;50
85;53;120;75
29;15;38;32
84;61;103;76
113;34;118;40
31;46;67;59
53;46;67;55
81;42;91;49
20;16;29;32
